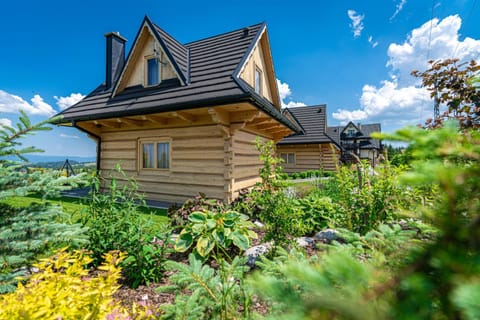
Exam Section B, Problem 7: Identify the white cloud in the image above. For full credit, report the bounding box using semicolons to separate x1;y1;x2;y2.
283;101;307;108
333;15;480;129
333;80;432;125
390;0;407;20
0;90;56;116
0;118;12;129
277;79;291;100
332;109;368;123
368;36;379;48
54;93;85;110
387;15;480;86
277;79;307;108
60;133;80;139
347;10;365;38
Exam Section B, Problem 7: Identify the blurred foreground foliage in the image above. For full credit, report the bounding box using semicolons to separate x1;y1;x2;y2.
251;121;480;319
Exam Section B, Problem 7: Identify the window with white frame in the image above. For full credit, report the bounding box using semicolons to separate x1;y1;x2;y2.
139;139;170;170
146;56;160;86
280;152;295;164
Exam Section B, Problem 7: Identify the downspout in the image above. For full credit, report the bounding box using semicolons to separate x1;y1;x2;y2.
72;121;101;173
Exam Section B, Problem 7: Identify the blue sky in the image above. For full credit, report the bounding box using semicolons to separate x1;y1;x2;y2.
1;0;479;157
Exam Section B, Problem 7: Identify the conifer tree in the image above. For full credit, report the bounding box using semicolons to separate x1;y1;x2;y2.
0;111;88;293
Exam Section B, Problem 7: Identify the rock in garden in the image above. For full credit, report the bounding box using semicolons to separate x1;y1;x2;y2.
253;220;265;229
244;242;273;268
296;237;316;247
314;229;342;243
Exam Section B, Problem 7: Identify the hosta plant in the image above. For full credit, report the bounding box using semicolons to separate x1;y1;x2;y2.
174;209;257;260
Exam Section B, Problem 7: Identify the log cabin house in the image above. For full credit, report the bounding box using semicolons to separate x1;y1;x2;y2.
276;105;341;173
55;16;301;203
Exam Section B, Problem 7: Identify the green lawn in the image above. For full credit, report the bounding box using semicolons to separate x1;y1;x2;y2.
1;194;168;227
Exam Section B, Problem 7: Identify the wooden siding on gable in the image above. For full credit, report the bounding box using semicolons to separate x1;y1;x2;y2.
239;41;274;104
117;26;178;92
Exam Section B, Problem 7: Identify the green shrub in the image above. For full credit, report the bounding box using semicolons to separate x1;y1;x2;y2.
293;194;339;235
81;165;168;288
174;209;256;260
159;254;251;319
0;249;154;319
252;138;306;246
251;121;480;319
314;161;412;234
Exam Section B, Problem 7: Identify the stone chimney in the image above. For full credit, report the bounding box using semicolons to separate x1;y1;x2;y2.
105;32;127;90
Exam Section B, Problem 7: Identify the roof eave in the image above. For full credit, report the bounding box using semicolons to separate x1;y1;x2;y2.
55;93;254;124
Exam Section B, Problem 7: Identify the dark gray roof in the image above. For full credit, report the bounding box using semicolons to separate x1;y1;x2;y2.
277;105;335;145
328;122;382;149
326;125;342;145
55;18;300;132
356;123;382;149
150;20;189;84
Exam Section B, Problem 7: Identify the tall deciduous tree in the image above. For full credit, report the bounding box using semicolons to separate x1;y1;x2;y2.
412;59;480;129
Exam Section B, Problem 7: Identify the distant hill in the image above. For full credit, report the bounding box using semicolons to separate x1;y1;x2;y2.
4;154;96;164
25;155;95;164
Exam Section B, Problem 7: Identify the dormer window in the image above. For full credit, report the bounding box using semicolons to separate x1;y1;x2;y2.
254;66;262;94
146;56;160;86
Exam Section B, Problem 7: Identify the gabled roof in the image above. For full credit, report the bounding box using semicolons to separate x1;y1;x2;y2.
56;19;300;132
277;105;336;145
149;18;189;85
329;121;382;149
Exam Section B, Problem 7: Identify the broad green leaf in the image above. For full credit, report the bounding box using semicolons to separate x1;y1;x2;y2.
223;219;235;228
175;233;193;252
225;211;239;220
212;229;225;246
196;235;215;257
189;212;207;223
231;231;249;250
206;219;216;230
192;223;205;235
247;230;258;239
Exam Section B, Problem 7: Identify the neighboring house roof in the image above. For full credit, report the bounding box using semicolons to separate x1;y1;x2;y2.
56;17;300;132
277;105;336;145
328;121;382;150
326;125;342;145
356;123;381;149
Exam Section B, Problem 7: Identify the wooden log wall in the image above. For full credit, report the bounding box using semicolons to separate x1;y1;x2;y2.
231;130;263;199
99;125;225;204
276;143;339;174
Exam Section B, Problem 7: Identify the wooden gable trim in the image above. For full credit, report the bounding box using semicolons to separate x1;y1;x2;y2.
112;17;186;97
341;121;359;134
146;18;188;85
232;24;281;108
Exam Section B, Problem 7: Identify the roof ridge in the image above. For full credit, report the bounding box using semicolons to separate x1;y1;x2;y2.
151;22;187;51
184;22;264;46
145;17;188;85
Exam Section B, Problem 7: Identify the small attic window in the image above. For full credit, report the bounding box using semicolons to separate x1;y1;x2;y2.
146;56;160;86
254;66;262;94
